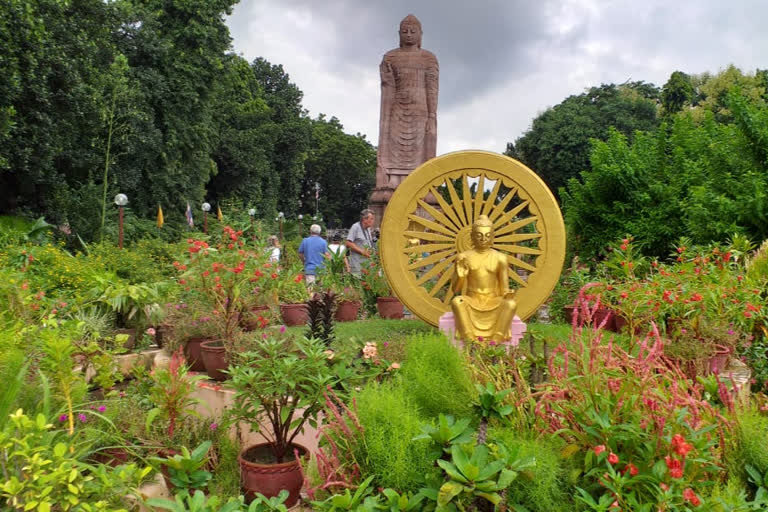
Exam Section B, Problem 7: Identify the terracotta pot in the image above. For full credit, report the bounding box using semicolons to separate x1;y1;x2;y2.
280;303;309;327
155;324;173;349
592;307;615;331
200;340;228;381
707;344;731;375
90;447;131;467
613;314;627;333
334;300;361;322
183;337;210;372
376;296;404;319
238;443;307;506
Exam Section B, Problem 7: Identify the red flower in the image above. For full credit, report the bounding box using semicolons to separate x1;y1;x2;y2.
271;273;278;279
607;452;619;465
682;488;700;506
671;434;693;457
625;463;638;476
690;293;703;302
594;445;607;455
294;274;304;283
665;456;683;478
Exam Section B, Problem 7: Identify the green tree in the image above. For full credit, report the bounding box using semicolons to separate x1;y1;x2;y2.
301;115;376;227
661;71;694;116
250;58;311;217
506;82;660;198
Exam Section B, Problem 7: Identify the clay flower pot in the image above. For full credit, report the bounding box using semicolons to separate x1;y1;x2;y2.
200;340;228;381
376;296;404;319
279;303;309;327
707;344;732;375
183;337;210;372
238;443;307;506
241;305;271;331
334;300;361;322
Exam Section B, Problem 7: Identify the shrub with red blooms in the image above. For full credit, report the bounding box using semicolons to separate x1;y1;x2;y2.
175;226;269;342
538;289;729;510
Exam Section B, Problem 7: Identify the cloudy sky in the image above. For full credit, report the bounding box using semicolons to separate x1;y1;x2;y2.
225;0;767;154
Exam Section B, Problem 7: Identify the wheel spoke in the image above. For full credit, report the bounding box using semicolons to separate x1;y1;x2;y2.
474;175;485;221
429;186;464;229
416;198;461;234
487;187;517;223
493;243;543;255
403;242;453;255
428;269;454;298
404;230;454;243
442;286;455;305
494;232;542;243
407;248;455;270
480;179;502;217
493;201;531;232
445;179;467;226
508;255;537;272
508;270;527;287
462;175;473;224
407;214;457;238
495;216;538;237
415;255;457;286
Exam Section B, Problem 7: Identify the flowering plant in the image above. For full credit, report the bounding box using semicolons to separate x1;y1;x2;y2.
175;226;269;342
360;255;392;298
274;266;310;304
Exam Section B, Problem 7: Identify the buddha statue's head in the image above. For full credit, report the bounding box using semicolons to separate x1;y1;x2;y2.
471;215;494;251
399;14;422;49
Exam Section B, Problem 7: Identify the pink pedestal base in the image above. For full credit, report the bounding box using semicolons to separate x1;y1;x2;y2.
438;312;527;352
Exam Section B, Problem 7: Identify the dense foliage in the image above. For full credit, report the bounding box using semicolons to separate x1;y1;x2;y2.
0;0;375;243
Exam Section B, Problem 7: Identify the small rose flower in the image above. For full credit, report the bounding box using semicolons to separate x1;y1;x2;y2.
387;362;401;371
146;327;156;336
279;325;286;333
594;445;607;455
607;452;619;465
210;423;218;430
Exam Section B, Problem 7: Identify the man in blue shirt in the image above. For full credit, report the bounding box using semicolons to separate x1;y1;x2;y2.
298;224;328;284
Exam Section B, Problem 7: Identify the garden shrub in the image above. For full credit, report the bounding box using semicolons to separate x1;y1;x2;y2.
733;408;768;476
489;426;572;512
400;333;475;419
354;380;435;491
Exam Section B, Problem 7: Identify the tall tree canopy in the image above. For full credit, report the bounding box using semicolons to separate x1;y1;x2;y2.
0;0;374;242
505;82;661;198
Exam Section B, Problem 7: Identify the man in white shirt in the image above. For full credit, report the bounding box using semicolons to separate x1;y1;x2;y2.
345;209;375;276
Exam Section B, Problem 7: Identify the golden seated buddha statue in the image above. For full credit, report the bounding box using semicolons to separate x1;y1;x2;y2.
451;215;517;342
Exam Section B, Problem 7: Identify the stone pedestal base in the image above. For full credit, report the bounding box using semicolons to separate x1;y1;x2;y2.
369;186;394;228
438;312;527;353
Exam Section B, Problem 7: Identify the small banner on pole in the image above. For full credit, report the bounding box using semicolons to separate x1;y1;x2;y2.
185;203;194;228
157;205;164;228
217;205;223;222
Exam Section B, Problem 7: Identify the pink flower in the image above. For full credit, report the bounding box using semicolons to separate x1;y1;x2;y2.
59;414;68;422
607;452;619;465
279;325;286;333
594;445;607;455
97;405;106;413
363;342;378;360
146;327;156;336
210;423;218;430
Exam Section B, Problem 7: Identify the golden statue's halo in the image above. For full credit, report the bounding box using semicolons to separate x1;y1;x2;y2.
380;150;566;326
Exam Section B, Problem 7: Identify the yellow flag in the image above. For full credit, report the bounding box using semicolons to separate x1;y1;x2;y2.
217;205;223;222
157;205;164;228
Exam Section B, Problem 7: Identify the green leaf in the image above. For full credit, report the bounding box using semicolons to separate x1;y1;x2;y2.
437;481;465;506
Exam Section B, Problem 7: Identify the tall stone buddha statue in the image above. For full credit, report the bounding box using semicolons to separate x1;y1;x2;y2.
370;14;439;221
451;215;518;342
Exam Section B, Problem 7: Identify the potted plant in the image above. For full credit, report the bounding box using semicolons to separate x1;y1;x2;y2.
175;227;269;379
164;303;220;372
149;441;213;494
317;257;362;322
225;331;335;506
275;267;311;326
360;257;403;319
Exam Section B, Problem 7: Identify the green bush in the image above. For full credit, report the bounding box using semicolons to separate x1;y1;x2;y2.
489;426;573;512
732;408;768;478
354;381;435;491
400;333;475;419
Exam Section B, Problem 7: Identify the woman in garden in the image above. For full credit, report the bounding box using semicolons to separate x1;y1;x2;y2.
266;235;281;263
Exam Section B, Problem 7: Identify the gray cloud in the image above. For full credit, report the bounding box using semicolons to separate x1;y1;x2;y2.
226;0;768;153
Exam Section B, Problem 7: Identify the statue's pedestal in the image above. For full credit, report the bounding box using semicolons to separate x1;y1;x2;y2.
438;312;527;353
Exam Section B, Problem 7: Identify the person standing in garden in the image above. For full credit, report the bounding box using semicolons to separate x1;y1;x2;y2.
298;224;328;284
346;209;375;277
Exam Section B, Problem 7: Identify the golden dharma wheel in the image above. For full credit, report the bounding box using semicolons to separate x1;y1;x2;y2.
379;150;566;326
